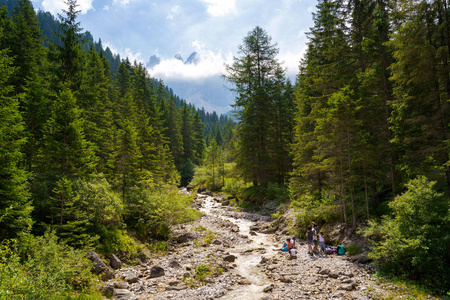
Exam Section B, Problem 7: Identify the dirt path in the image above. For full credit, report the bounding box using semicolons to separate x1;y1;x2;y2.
106;193;435;300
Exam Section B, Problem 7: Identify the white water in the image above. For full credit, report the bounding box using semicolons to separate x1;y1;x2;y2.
199;195;279;300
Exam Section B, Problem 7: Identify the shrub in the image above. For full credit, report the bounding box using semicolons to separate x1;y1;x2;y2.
361;176;450;294
0;232;100;299
346;244;360;256
126;184;200;240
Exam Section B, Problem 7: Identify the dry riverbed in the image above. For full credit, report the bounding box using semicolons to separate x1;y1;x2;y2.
102;193;439;300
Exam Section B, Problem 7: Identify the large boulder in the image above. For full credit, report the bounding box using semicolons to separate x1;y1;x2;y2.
110;254;122;269
223;255;237;263
87;251;115;280
113;289;134;300
149;266;165;278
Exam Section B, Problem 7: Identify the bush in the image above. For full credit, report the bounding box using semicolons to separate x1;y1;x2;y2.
361;176;450;294
126;184;200;240
0;232;100;299
346;244;360;256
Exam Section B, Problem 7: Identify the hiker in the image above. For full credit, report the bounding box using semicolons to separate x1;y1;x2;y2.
274;238;292;252
319;231;326;255
306;226;313;255
313;223;319;254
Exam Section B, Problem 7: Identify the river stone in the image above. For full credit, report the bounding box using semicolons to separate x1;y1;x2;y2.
175;233;193;243
338;283;356;291
260;228;276;234
124;271;139;284
113;288;134;300
87;251;115;280
212;239;222;245
113;281;129;289
149;266;165;278
280;276;293;283
222;199;230;206
223;255;237;263
263;284;275;292
103;286;114;298
169;259;181;268
328;271;340;279
110;254;122;269
318;268;330;275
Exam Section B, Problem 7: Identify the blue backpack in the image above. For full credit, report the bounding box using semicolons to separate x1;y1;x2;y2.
336;245;346;255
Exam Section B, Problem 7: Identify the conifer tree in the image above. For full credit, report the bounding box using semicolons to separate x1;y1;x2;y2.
0;27;32;240
224;26;287;189
48;0;86;91
389;0;450;195
9;0;50;171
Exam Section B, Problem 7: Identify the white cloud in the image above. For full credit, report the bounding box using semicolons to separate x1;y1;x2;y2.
41;0;93;15
201;0;236;17
279;48;306;78
150;50;232;81
167;5;181;20
113;0;132;6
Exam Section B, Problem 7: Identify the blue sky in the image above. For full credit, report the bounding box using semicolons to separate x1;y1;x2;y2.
31;0;316;78
30;0;317;112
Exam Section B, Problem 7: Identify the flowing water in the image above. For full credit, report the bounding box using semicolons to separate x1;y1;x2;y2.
199;195;279;300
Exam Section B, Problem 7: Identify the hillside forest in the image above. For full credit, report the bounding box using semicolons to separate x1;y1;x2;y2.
0;0;449;298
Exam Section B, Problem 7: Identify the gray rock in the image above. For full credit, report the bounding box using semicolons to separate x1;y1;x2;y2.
318;268;330;275
222;199;230;206
223;255;237;263
212;239;222;245
87;251;115;280
338;283;356;291
280;276;293;283
113;288;134;299
175;233;194;244
328;271;340;279
231;226;239;233
124;271;139;284
249;231;257;236
260;228;276;234
110;254;122;269
165;285;187;291
169;259;180;268
263;284;275;292
103;286;114;298
113;281;129;289
149;266;165;278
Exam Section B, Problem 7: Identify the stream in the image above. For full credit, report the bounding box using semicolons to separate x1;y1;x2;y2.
199;195;278;300
107;192;416;300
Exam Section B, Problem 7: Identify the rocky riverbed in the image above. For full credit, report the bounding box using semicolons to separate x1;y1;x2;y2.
100;193;439;300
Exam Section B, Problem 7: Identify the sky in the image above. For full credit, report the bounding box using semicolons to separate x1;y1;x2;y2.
30;0;317;112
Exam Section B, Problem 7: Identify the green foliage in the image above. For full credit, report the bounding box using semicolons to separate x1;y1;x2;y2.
195;264;211;281
291;192;341;232
96;228;143;263
346;244;360;256
147;241;169;254
0;27;32;241
0;233;100;299
125;184;200;240
179;158;195;187
361;176;450;293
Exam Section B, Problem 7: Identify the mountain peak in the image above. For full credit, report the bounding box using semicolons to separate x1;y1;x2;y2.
185;52;200;65
174;53;184;62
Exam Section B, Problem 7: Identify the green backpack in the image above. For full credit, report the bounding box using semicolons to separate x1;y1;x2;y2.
336;245;346;255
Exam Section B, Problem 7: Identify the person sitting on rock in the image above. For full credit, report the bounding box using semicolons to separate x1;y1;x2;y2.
274;238;292;252
289;246;297;259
